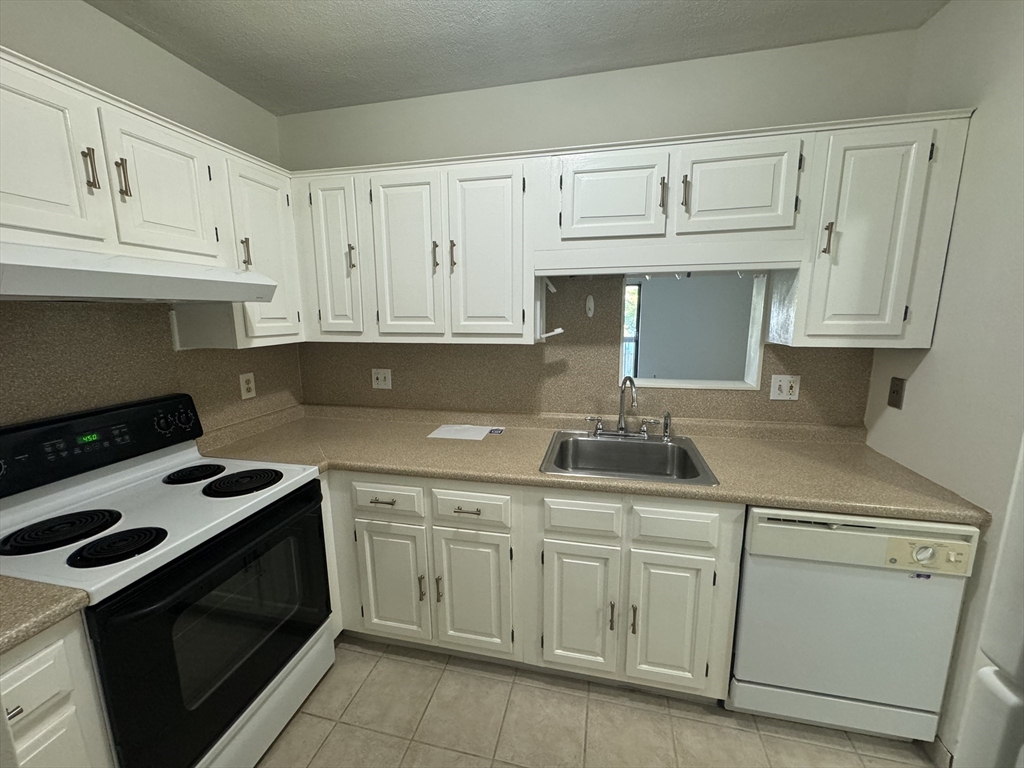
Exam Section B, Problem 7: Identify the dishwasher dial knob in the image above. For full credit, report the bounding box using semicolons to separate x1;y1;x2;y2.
913;546;937;564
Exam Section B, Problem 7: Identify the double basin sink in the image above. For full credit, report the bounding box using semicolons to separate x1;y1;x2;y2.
539;430;719;486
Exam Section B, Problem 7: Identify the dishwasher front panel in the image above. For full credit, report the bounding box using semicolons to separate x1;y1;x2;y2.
733;548;966;712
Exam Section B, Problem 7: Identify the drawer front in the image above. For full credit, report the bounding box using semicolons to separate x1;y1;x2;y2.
352;481;424;517
433;489;511;528
0;639;74;724
631;505;719;547
544;498;623;537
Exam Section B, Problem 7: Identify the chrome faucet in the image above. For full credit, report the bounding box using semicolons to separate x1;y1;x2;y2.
617;376;637;433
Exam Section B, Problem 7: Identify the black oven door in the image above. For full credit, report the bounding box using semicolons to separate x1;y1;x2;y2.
86;479;330;768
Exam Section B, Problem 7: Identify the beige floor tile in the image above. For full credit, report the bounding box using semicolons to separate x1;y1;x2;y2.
672;718;769;768
495;684;587;768
401;742;491;767
514;667;589;695
668;698;757;732
760;735;863;768
847;734;931;766
590;682;669;713
301;648;379;720
335;632;388;656
755;716;855;751
860;758;923;768
341;658;442;738
309;723;410;768
446;655;517;681
414;670;513;757
584;699;676;768
257;712;334;768
492;762;526;768
385;644;450;668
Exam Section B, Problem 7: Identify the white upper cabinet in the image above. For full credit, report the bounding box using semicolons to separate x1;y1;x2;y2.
227;159;302;338
355;519;433;641
805;125;933;337
0;62;114;242
100;107;233;264
673;136;804;234
310;175;363;333
560;149;670;238
448;163;523;335
371;170;445;335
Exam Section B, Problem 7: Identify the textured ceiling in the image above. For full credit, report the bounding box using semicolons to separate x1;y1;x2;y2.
85;0;948;116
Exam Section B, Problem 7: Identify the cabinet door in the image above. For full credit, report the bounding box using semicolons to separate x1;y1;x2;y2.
542;539;620;673
310;176;363;332
625;549;715;690
228;159;302;338
100;106;231;263
432;527;513;655
673;136;803;233
0;62;114;242
560;149;669;238
806;125;933;336
448;163;523;335
355;520;432;641
15;706;91;768
371;170;445;334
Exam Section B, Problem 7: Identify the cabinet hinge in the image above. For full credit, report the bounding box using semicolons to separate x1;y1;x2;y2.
510;547;514;561
354;530;357;542
713;571;717;586
511;629;515;643
904;305;910;322
523;308;526;323
369;189;373;203
214;226;219;242
559;174;563;190
522;177;526;193
558;211;562;228
798;153;805;171
794;196;800;213
286;194;290;206
705;662;709;677
318;309;322;321
541;633;544;649
541;551;544;565
207;165;212;181
929;143;936;161
360;605;364;617
309;192;313;205
376;310;380;324
297;311;301;323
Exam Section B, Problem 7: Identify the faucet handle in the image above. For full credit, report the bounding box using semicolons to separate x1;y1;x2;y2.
584;416;604;436
640;418;661;437
662;411;672;439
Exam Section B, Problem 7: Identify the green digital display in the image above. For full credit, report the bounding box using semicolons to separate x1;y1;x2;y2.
76;433;100;445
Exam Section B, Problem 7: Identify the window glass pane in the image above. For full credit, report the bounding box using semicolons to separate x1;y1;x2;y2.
621;284;640;378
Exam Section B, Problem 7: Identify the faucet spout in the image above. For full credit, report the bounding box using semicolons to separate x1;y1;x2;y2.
617;376;637;433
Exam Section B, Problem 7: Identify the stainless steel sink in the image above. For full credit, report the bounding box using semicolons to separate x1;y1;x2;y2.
539;430;719;486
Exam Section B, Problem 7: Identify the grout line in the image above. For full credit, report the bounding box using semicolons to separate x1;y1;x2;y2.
407;658;446;745
669;704;679;768
334;654;380;722
667;709;759;732
303;720;339;768
490;673;516;761
582;694;591;768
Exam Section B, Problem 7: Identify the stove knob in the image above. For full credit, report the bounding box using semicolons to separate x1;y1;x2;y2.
154;415;174;435
175;410;195;429
913;546;936;564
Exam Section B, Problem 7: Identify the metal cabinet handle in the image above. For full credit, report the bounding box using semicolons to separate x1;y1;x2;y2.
435;575;443;602
821;221;835;255
114;157;132;197
609;601;615;631
418;575;426;601
348;243;357;269
81;147;101;190
631;604;638;635
453;506;481;515
369;496;397;506
432;240;439;268
240;236;252;267
6;705;23;721
659;176;667;210
680;174;689;210
450;239;457;268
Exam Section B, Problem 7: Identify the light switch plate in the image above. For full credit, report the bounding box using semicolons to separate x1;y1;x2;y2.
239;372;256;400
770;375;800;400
372;369;392;390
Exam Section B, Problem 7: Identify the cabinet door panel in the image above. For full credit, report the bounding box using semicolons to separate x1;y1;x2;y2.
16;706;91;768
432;527;512;654
560;150;669;238
311;176;363;332
0;62;113;241
100;107;230;263
806;126;932;336
448;163;523;335
371;171;444;334
543;539;620;673
674;136;803;233
228;159;302;338
355;520;431;641
626;549;714;690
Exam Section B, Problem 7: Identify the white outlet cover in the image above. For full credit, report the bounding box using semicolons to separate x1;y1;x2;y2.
372;368;392;390
770;374;800;400
239;372;256;400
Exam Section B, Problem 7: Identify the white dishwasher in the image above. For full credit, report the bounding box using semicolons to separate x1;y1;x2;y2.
728;507;979;740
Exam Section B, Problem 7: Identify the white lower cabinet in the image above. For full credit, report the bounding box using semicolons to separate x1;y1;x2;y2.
354;519;433;641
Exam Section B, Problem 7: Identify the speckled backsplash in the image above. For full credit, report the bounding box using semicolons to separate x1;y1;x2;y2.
0;302;301;431
300;277;874;426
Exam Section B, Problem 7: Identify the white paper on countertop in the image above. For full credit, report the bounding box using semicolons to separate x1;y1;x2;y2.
427;424;503;440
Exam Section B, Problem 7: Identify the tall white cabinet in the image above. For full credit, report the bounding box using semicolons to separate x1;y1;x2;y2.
310;175;363;333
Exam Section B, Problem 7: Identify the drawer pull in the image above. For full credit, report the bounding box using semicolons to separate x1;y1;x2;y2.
347;243;357;269
240;236;253;267
81;147;101;189
453;506;482;515
680;174;689;210
418;574;426;601
114;156;132;197
370;497;397;506
435;575;443;602
631;604;638;635
821;221;835;255
658;176;667;210
609;601;615;631
5;705;23;721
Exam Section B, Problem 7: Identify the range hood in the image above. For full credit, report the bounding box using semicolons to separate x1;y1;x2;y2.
0;243;277;303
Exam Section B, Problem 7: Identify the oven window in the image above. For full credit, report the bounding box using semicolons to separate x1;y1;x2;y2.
173;537;302;709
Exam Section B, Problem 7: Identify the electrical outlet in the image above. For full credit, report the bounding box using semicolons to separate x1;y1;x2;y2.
888;377;906;409
372;368;392;390
770;374;800;400
239;372;256;400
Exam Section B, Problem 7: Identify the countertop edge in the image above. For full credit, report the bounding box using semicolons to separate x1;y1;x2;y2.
0;576;89;655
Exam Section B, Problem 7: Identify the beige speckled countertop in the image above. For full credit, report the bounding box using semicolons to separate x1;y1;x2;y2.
0;576;88;654
202;407;990;528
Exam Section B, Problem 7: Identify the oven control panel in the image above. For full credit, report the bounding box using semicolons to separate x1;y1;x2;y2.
0;394;202;498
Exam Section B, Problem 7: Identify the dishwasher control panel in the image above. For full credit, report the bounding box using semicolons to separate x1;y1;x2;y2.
884;536;972;575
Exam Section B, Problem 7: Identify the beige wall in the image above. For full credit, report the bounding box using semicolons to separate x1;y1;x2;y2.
0;303;300;433
300;277;872;425
0;0;280;164
278;31;917;170
862;0;1024;753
